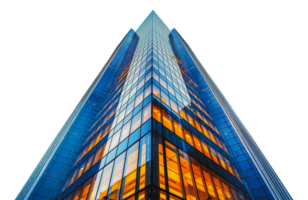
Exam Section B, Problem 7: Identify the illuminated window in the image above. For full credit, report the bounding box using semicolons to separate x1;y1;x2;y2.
194;120;202;133
96;161;114;200
201;141;212;159
94;132;102;146
217;152;228;171
86;170;102;200
178;150;199;200
187;113;195;127
173;120;184;139
85;155;94;172
193;135;204;153
162;110;173;132
142;103;151;123
179;109;187;120
170;99;179;113
153;85;160;98
79;178;93;200
201;124;211;139
121;142;139;199
202;167;217;198
77;162;86;179
209;147;220;165
108;152;126;200
92;147;103;166
212;172;227;200
165;141;183;198
144;85;151;98
131;111;142;133
209;132;217;145
221;178;234;200
184;127;194;147
190;158;209;200
135;92;144;107
120;121;131;142
138;134;151;190
161;92;170;106
153;103;161;123
72;186;82;200
153;134;166;189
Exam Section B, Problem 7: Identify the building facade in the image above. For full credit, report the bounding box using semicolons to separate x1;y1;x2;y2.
16;11;292;200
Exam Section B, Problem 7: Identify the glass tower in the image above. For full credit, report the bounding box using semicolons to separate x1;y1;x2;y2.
16;11;292;200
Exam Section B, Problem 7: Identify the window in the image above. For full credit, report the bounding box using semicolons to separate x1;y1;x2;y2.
153;103;161;123
121;142;139;199
144;85;151;98
79;178;93;200
92;147;103;166
126;101;135;116
178;150;199;200
165;141;183;198
85;155;94;172
96;161;114;200
179;109;187;120
131;111;142;133
120;121;131;142
173;120;184;139
190;158;209;200
193;135;203;153
137;78;145;90
72;186;82;200
224;157;235;175
153;72;159;82
135;92;144;108
187;113;195;127
221;178;234;200
117;110;126;124
108;152;126;200
138;133;151;190
160;78;167;89
153;134;165;189
161;92;170;106
184;127;194;147
153;84;160;98
212;172;226;200
217;152;228;171
162;110;173;131
142;103;151;123
87;170;103;200
109;130;121;150
170;99;178;113
202;167;217;199
209;147;220;165
194;120;202;133
201;141;212;159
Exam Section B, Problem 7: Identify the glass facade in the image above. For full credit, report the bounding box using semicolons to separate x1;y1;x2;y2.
16;11;292;200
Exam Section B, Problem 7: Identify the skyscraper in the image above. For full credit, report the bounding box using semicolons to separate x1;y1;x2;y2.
16;11;292;200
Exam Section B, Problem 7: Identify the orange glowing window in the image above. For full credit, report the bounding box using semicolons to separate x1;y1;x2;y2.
187;114;195;127
79;178;93;200
173;120;184;139
190;158;209;200
224;157;235;176
184;127;194;147
158;143;166;189
92;147;103;166
209;132;217;145
221;179;234;200
72;186;82;200
217;152;228;171
209;147;220;165
153;104;161;123
153;85;160;98
86;170;102;200
162;110;174;132
179;109;187;120
193;135;204;153
202;167;217;198
212;173;226;200
194;120;202;133
201;141;212;159
84;155;94;172
95;161;114;200
108;152;126;200
94;132;102;146
201;125;210;139
165;141;184;198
